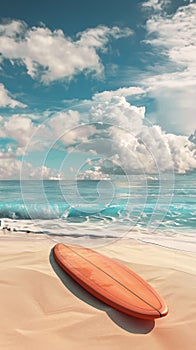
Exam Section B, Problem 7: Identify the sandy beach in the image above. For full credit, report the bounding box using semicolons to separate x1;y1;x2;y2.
0;230;195;350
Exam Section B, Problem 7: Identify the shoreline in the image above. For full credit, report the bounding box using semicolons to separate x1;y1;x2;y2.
1;222;196;253
0;230;195;349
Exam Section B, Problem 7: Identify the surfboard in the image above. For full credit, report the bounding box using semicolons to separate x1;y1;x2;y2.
53;243;168;320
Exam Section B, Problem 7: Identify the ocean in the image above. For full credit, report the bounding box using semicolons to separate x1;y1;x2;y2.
0;174;195;251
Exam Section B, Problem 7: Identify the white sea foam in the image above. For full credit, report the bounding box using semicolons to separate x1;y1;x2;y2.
1;217;195;253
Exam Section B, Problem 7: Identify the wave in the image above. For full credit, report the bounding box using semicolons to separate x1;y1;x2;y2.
0;203;69;220
0;202;195;230
0;202;131;220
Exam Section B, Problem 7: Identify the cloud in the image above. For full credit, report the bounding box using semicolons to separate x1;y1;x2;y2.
0;112;66;179
0;138;52;180
0;157;64;180
166;133;196;174
0;109;95;155
93;86;145;101
85;93;196;174
143;2;196;134
46;92;196;176
189;130;196;144
23;164;64;180
90;95;145;133
77;166;111;180
0;83;26;108
0;114;36;148
145;3;196;71
0;19;27;36
48;110;97;147
0;20;132;84
48;110;80;144
142;0;170;12
43;92;194;176
1;90;195;179
0;158;21;179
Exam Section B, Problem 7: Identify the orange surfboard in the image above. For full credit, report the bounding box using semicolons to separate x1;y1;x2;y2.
53;243;168;320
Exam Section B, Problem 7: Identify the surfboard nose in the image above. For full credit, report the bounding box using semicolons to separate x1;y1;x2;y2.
160;306;169;318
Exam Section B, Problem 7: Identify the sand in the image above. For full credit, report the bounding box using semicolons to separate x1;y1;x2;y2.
0;230;195;350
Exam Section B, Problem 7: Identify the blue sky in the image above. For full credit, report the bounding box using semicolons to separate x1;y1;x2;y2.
0;0;195;179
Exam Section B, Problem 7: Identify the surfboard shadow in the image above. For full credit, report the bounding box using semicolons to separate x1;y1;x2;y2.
49;249;155;334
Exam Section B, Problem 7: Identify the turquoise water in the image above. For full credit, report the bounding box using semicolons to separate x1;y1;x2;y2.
0;174;195;249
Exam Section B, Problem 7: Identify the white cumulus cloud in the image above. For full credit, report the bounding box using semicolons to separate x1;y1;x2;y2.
145;3;196;71
93;86;145;101
0;20;132;84
143;2;196;134
86;93;196;174
1;114;36;148
142;0;170;12
48;110;97;146
0;157;64;180
1;91;195;179
77;166;111;180
0;83;26;108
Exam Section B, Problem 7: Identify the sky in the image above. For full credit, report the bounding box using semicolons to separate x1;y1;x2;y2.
0;0;195;180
